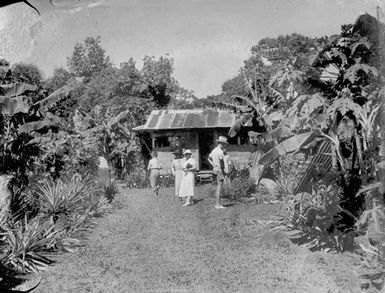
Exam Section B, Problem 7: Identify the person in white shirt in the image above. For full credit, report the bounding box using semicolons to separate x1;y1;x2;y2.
208;136;228;209
147;151;162;195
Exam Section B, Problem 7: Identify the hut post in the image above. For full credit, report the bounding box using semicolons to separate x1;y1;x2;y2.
195;131;200;169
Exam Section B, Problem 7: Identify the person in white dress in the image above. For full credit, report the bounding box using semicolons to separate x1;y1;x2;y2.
178;149;196;206
171;149;184;201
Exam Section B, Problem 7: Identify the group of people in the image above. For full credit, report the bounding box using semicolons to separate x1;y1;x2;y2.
147;135;231;209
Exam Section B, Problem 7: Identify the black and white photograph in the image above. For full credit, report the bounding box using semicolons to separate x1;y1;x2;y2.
0;0;384;292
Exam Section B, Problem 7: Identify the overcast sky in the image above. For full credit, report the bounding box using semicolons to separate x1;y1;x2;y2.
0;0;381;97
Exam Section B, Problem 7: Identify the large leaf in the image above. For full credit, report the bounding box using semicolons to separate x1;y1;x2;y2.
269;68;304;89
327;98;363;119
350;38;371;56
231;95;264;114
280;115;305;131
309;49;329;68
0;96;30;115
18;114;65;133
108;109;132;126
344;63;379;83
287;93;328;118
228;112;253;138
0;83;37;98
212;101;250;113
18;120;50;133
35;85;72;110
26;136;52;146
330;48;348;66
259;130;322;165
265;126;293;141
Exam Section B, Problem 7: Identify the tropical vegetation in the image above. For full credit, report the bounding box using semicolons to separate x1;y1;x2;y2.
210;13;385;290
0;2;384;290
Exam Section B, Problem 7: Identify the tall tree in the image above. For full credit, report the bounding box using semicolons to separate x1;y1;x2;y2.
44;67;74;93
67;36;110;82
116;58;141;97
140;55;178;108
11;63;44;87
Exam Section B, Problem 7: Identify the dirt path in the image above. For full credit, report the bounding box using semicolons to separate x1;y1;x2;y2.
37;186;358;293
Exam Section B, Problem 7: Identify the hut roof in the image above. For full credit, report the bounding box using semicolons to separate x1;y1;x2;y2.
133;109;248;132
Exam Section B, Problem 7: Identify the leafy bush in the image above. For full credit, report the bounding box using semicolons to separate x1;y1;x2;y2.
34;175;98;224
126;171;149;188
159;174;174;188
354;181;385;291
103;181;118;202
255;179;280;204
0;174;112;274
207;168;257;201
271;153;309;200
85;193;111;218
221;177;257;200
1;217;59;273
215;168;257;201
283;181;356;252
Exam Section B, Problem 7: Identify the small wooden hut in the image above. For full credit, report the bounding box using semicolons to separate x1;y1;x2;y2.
133;109;255;175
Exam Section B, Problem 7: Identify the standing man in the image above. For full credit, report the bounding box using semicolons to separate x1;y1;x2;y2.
147;151;162;195
208;135;228;209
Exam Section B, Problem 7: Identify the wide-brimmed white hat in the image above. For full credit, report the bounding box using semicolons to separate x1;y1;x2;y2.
183;149;192;155
217;136;228;144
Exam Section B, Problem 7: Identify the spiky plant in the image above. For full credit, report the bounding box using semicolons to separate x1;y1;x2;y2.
1;217;59;273
34;175;98;224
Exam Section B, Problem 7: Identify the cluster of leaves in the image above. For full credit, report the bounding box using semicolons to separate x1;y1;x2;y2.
220;168;257;200
270;153;309;199
0;175;110;275
283;181;356;252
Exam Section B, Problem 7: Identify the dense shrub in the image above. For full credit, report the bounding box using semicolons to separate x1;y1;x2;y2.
283;181;356;252
271;153;309;199
159;174;174;188
0;174;111;274
221;177;257;200
126;171;149;188
206;168;256;201
103;181;118;202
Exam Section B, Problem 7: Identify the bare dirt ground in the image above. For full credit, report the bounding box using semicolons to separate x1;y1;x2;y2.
37;185;361;293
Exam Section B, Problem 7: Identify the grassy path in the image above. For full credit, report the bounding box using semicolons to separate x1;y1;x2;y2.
37;186;356;293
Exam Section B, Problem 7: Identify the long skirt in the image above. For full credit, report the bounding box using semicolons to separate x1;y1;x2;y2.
179;172;195;197
150;169;160;192
174;170;183;197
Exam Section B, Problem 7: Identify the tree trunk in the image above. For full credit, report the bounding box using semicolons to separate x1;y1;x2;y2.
106;158;113;186
248;150;266;185
354;130;366;183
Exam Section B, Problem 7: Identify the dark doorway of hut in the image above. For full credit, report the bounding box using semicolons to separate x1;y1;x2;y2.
198;131;214;171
